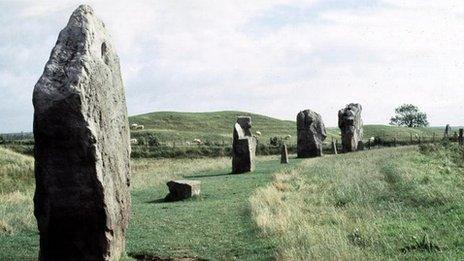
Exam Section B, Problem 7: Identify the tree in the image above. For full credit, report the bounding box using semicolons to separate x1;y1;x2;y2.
389;104;429;127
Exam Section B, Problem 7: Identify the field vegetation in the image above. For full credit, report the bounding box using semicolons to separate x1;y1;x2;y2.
250;143;464;259
0;138;462;259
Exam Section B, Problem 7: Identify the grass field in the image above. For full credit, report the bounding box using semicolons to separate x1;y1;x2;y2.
129;111;453;145
0;143;462;259
250;144;464;259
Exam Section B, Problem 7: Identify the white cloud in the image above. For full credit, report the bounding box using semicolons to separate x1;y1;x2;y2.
0;0;463;132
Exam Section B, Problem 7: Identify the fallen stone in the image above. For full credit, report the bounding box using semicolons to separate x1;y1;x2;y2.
32;5;131;260
338;103;363;152
232;116;257;173
281;144;289;164
297;110;327;158
165;180;201;201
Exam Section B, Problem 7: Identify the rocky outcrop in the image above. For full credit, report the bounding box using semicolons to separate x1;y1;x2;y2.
297;110;327;158
338;103;363;152
232;116;257;173
165;180;201;201
32;5;131;260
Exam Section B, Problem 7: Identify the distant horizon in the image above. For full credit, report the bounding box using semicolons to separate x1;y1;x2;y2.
1;109;459;135
1;1;463;132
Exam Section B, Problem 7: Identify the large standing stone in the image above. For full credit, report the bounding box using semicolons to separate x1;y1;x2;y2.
281;144;289;164
165;180;201;201
32;5;131;260
338;103;363;152
232;116;257;173
297;110;327;158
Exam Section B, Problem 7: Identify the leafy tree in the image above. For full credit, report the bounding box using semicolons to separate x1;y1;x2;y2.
390;104;429;127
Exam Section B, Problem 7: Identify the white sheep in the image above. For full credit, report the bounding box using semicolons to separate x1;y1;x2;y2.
369;137;375;142
285;134;292;140
130;138;138;145
193;138;203;145
255;131;262;136
130;123;139;130
136;125;144;130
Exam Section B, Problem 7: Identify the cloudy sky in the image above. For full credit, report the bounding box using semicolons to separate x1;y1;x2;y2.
0;0;463;133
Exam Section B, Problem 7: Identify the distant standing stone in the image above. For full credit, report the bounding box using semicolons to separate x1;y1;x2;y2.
338;103;364;152
232;116;257;173
281;144;289;164
165;180;201;201
297;110;327;158
32;5;131;260
444;124;451;138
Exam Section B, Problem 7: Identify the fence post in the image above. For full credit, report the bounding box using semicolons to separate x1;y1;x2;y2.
368;139;371;150
393;137;397;147
332;141;337;155
410;133;413;144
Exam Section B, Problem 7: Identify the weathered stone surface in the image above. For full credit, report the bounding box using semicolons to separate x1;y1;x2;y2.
165;180;201;201
232;116;257;173
32;5;130;260
338;103;363;152
281;144;289;164
297;110;327;158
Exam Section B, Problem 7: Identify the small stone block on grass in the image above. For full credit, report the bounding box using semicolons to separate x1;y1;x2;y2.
165;180;201;201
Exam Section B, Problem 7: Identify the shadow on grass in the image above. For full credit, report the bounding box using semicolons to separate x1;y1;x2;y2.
187;172;230;179
128;252;206;261
145;198;167;204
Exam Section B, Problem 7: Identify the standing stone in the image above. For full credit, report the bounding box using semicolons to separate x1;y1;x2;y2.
281;144;289;164
444;124;451;138
297;110;327;158
232;116;257;173
338;103;363;152
459;129;464;145
32;5;131;260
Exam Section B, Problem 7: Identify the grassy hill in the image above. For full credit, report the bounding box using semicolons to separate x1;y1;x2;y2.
129;111;451;144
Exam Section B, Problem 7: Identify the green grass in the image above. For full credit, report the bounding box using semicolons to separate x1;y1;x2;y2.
127;156;285;260
250;144;464;259
1;144;463;259
129;111;452;145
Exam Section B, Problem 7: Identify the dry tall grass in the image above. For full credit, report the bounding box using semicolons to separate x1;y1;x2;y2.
250;146;464;259
0;148;35;235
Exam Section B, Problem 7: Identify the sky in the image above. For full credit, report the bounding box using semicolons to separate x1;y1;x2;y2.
0;0;463;133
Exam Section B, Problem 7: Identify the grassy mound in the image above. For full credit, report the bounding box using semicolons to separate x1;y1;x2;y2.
129;111;449;145
250;144;464;259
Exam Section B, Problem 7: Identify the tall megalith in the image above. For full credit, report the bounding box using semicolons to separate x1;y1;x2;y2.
338;103;363;152
297;110;327;158
32;5;131;260
232;116;257;173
